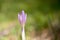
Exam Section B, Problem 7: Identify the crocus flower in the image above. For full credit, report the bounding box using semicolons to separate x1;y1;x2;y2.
18;10;27;40
18;10;27;26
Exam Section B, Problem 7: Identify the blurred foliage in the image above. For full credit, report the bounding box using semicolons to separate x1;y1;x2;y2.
0;0;60;33
0;0;60;40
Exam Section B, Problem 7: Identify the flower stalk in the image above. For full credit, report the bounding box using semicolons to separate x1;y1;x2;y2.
22;24;25;40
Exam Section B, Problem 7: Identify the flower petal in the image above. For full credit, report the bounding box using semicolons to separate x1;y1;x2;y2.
18;10;27;25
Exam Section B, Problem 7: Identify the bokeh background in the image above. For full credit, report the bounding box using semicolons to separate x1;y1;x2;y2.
0;0;60;40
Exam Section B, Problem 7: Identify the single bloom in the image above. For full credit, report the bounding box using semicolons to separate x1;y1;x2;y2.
18;10;27;26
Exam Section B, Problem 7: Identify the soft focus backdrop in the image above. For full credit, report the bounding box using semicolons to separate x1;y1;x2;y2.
0;0;60;40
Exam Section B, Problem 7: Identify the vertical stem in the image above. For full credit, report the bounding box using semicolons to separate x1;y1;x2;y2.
22;25;25;40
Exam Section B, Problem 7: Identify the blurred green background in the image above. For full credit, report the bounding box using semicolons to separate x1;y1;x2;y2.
0;0;60;40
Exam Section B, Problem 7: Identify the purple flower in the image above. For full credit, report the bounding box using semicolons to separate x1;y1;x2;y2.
18;10;27;26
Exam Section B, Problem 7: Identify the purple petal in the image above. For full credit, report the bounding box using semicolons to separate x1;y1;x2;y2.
18;10;27;25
